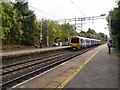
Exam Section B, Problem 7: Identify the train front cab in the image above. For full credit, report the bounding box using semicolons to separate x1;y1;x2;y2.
70;37;81;50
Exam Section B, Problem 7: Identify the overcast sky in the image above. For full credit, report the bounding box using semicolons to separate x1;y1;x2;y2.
28;0;117;37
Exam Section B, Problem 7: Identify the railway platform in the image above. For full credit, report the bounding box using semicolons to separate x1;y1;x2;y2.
12;44;118;89
64;44;118;88
1;46;70;59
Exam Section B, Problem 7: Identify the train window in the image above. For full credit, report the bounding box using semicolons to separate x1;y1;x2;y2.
86;40;88;43
91;40;94;44
82;39;85;43
71;38;79;43
82;39;84;43
84;40;86;43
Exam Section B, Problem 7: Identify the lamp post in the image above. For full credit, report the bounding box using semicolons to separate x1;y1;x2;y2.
68;31;70;46
109;16;111;39
40;20;49;48
40;20;42;48
46;21;49;47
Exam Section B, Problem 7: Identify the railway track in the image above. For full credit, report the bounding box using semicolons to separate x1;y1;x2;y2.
2;49;69;66
2;50;69;75
1;46;98;89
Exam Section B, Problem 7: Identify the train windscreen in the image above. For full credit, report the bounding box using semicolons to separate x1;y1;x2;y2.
71;38;79;43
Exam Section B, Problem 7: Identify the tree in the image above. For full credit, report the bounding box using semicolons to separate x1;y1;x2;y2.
14;2;39;45
87;28;96;34
60;23;77;41
2;1;23;44
78;31;86;37
107;1;120;52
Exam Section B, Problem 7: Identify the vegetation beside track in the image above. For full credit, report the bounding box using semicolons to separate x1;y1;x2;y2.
107;1;120;53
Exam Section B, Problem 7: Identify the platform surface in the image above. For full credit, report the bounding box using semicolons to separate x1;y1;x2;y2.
64;45;118;88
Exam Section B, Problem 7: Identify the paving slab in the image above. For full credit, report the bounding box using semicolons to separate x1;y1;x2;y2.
64;45;118;88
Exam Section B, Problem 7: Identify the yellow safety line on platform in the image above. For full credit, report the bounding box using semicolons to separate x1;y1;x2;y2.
56;46;103;88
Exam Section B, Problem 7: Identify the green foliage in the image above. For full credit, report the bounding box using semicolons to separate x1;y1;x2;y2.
87;28;96;34
2;2;23;44
107;1;120;52
13;1;39;45
60;23;77;41
78;31;86;37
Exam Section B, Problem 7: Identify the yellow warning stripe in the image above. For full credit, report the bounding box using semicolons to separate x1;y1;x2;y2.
57;46;103;88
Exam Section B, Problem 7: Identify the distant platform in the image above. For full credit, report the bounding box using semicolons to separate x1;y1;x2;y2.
1;46;70;59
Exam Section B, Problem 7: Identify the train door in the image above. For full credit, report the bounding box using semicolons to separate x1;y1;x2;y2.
79;38;81;49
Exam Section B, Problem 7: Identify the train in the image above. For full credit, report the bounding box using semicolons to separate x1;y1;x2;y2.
70;36;100;50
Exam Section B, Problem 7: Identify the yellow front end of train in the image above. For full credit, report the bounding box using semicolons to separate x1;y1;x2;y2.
70;36;81;49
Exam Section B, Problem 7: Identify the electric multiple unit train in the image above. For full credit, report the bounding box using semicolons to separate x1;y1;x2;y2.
70;36;100;49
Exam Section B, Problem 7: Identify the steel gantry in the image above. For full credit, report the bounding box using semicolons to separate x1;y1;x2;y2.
56;14;106;31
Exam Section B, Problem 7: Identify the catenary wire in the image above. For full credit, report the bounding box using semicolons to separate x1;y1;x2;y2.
69;0;86;17
47;0;76;17
29;5;57;20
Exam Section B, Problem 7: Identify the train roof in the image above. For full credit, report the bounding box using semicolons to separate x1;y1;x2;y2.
72;36;80;38
71;36;100;41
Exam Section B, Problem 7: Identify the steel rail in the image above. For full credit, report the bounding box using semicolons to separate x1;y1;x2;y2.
2;51;71;75
1;50;68;69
